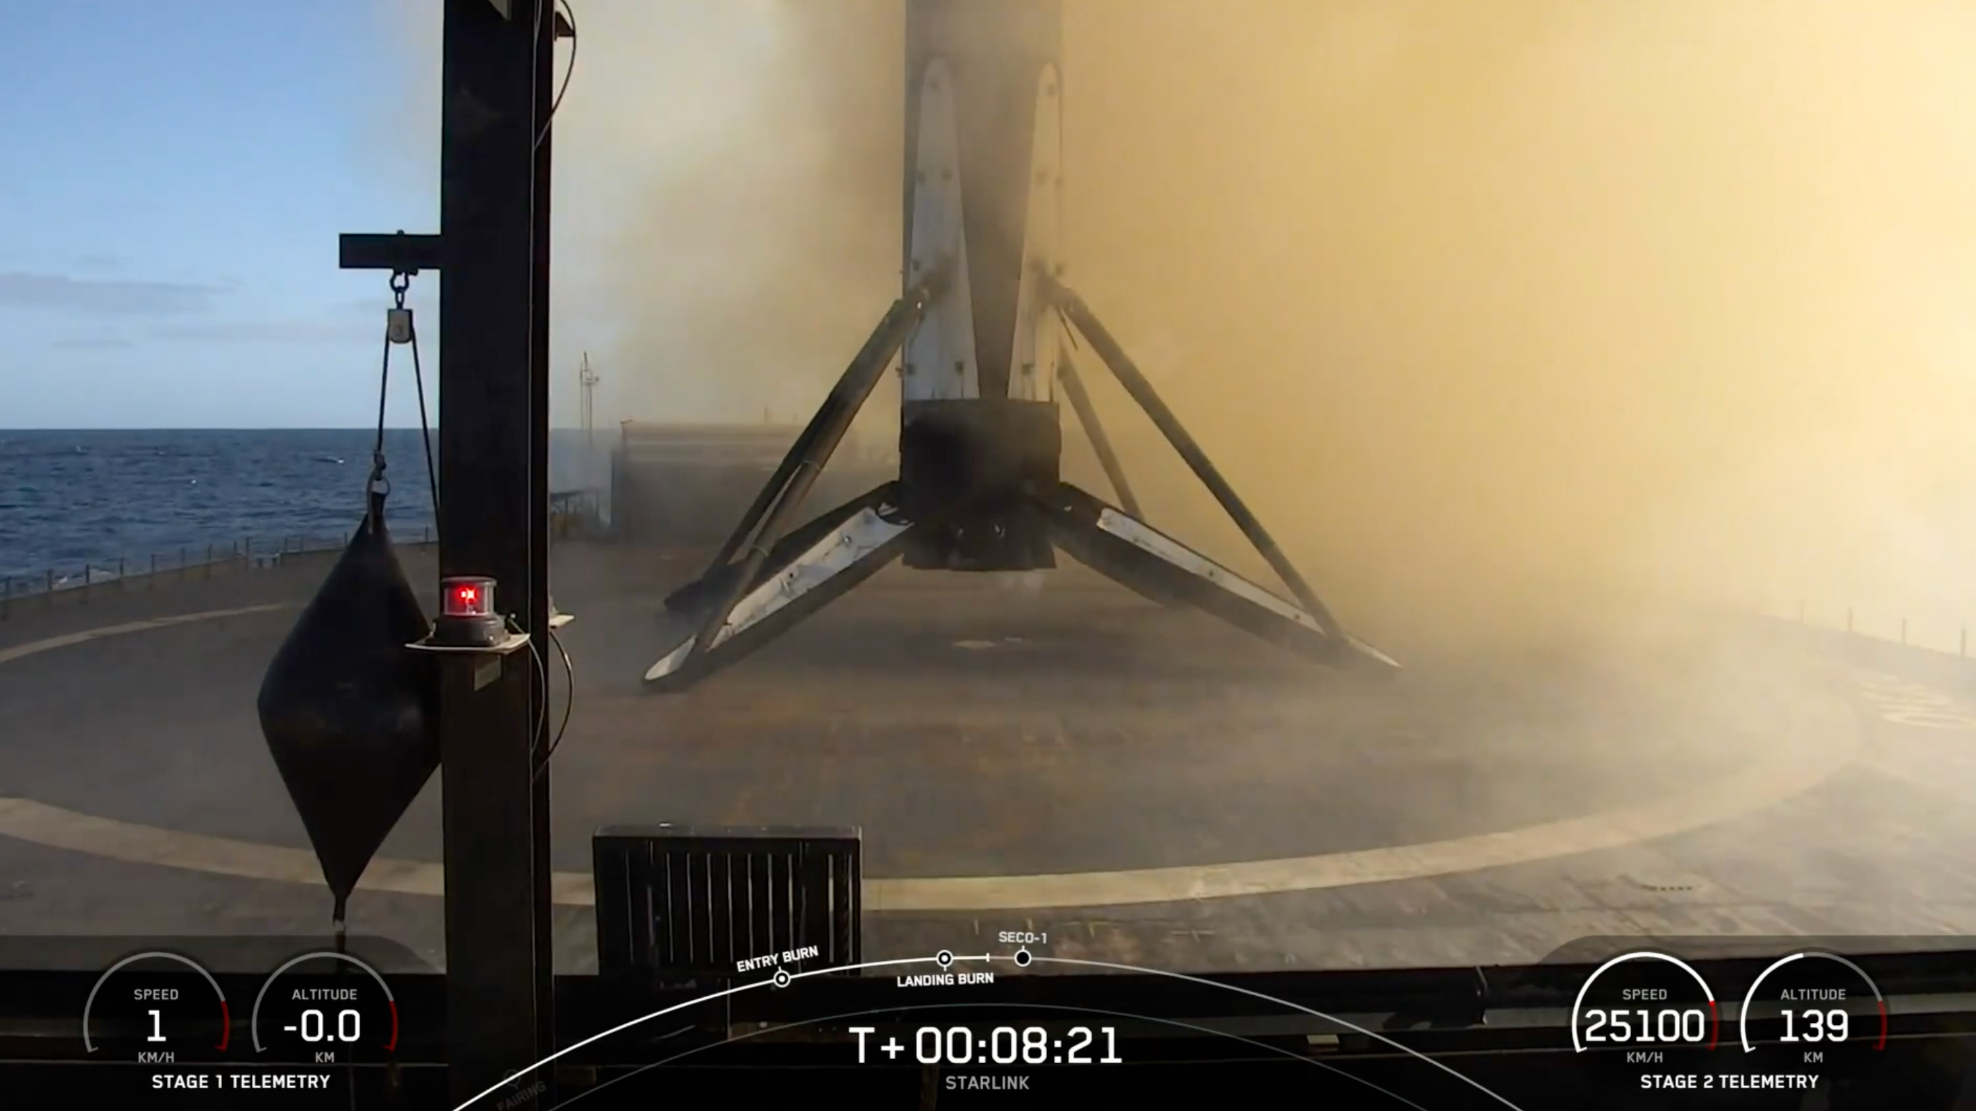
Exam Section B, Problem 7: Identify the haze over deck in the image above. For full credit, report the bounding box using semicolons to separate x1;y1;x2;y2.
459;1;1976;653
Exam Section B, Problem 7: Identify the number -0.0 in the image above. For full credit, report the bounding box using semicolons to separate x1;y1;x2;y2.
296;1009;362;1043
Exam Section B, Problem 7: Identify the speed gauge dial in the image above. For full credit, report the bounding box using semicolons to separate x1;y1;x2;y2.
250;951;398;1064
83;951;230;1061
1571;951;1718;1091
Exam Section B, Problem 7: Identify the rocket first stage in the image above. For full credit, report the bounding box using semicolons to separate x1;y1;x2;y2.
644;0;1397;688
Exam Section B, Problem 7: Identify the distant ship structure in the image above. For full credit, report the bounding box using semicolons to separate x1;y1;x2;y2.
609;420;891;547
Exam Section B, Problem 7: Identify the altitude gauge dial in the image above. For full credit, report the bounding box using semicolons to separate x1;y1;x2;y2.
250;951;398;1064
1740;951;1885;1082
83;951;230;1061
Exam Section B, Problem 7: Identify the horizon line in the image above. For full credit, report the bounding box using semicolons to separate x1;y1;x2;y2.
0;426;602;433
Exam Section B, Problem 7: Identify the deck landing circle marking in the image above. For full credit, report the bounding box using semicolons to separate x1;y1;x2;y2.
0;604;1860;911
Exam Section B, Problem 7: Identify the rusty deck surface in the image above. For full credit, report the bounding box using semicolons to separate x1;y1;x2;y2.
1;541;1973;975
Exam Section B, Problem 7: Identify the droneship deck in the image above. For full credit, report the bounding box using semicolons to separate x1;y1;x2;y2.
1;539;1974;974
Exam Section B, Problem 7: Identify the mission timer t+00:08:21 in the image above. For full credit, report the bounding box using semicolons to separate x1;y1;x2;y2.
852;1025;1122;1067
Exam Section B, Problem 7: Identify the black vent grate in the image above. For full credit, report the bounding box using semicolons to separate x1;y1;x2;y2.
594;825;861;982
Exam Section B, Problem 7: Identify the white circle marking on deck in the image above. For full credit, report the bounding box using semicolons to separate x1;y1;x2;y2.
0;604;290;667
1849;670;1976;730
0;604;1860;912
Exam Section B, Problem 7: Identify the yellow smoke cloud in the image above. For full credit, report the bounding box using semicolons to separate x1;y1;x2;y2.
397;0;1976;653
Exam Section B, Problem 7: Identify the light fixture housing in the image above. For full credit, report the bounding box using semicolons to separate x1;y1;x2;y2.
432;575;506;647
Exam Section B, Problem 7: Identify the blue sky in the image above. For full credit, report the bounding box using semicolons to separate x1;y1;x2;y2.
0;0;901;431
0;1;537;428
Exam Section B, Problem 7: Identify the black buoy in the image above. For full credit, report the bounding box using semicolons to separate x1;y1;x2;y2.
256;489;438;915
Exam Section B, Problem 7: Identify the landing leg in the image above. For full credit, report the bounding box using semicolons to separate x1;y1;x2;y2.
1041;483;1399;667
1046;279;1397;669
683;279;943;655
644;485;915;689
1058;349;1142;517
699;280;940;579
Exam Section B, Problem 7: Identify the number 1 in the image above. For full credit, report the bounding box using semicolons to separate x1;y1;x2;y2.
147;1009;165;1043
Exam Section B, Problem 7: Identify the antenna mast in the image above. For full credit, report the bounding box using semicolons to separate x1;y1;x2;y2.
578;351;601;450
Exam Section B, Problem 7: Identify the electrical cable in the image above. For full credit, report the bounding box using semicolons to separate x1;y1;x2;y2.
392;272;558;768
549;626;574;755
388;0;577;776
534;0;578;153
532;625;575;783
525;0;579;780
509;614;551;757
393;251;563;776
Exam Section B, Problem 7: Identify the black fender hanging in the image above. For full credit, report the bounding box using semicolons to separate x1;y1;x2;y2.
257;493;439;909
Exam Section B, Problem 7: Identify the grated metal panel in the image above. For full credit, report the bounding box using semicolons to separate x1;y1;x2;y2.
593;825;861;983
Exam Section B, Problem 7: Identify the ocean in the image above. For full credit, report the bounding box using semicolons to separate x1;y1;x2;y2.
6;428;1970;657
0;429;608;585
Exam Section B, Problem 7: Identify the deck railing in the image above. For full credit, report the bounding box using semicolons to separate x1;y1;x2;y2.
1745;598;1975;660
0;529;437;620
0;485;611;622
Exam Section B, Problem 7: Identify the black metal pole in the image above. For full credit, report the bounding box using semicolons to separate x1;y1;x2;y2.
1056;348;1141;518
1049;281;1344;638
689;278;942;656
435;0;554;1103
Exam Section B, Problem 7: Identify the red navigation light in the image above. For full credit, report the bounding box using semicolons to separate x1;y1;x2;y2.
441;576;496;619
